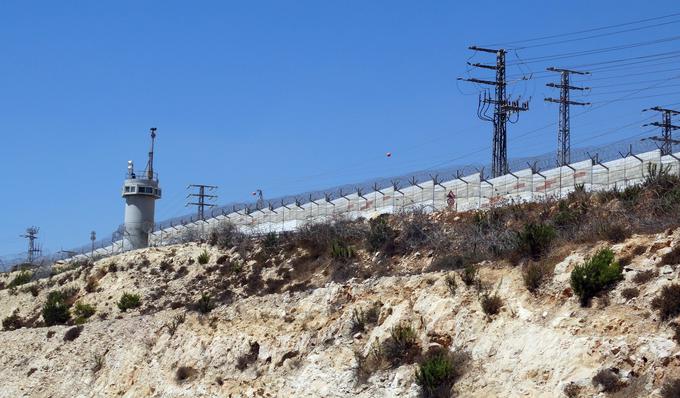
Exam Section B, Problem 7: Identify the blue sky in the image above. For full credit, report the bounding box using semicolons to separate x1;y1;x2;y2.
1;1;679;256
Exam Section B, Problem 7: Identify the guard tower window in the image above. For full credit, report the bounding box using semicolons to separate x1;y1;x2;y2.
124;186;131;193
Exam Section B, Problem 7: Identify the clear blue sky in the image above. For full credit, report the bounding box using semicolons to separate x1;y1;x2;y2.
1;1;679;257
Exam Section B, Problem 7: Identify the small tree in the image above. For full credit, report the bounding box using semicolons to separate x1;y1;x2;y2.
43;290;71;326
516;223;556;260
570;248;622;306
117;293;141;312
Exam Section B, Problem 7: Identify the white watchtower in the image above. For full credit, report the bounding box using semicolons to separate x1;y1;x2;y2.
122;128;162;250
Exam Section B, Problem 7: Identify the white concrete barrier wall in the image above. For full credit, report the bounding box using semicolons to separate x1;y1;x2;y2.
81;148;679;255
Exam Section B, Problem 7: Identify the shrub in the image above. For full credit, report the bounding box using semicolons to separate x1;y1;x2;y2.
175;366;197;383
570;248;623;306
330;240;355;260
73;302;96;324
8;271;32;288
262;232;279;254
236;341;260;371
84;276;99;293
195;293;214;314
651;283;680;321
621;287;639;300
117;292;141;312
522;262;551;293
63;325;83;342
632;269;658;284
592;368;621;392
480;293;503;316
661;246;680;266
460;264;479;286
383;322;420;367
92;353;105;373
661;378;680;398
430;255;466;271
350;302;381;333
2;312;23;330
415;348;470;398
208;221;246;250
563;382;581;398
516;223;555;260
445;274;457;296
166;313;186;336
197;250;210;265
43;290;71;326
366;215;397;254
598;223;630;243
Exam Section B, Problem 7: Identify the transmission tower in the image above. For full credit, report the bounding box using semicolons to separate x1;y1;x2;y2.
642;106;680;156
186;184;218;219
459;47;530;177
20;226;41;264
544;67;590;166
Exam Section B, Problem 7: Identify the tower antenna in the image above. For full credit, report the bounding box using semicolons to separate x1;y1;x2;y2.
146;127;157;180
20;226;40;264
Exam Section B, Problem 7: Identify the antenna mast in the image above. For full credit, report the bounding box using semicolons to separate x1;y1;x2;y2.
20;226;40;264
147;127;157;180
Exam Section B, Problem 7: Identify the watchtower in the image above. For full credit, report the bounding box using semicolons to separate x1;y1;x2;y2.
121;128;161;250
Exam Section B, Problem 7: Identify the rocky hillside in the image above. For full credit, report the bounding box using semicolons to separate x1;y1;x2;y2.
2;207;680;397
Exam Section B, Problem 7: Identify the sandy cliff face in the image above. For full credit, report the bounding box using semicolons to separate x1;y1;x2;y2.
0;231;679;398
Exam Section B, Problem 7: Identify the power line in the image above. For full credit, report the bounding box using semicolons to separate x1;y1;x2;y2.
481;11;680;47
186;184;218;220
641;106;680;155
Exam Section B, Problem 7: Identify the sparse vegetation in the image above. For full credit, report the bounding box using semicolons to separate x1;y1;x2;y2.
236;341;260;371
661;246;680;266
383;322;420;367
651;283;680;321
366;215;396;254
92;353;105;373
2;311;23;330
621;287;639;300
166;313;186;336
460;264;478;286
444;274;457;296
632;269;658;284
7;270;32;288
208;220;247;251
197;250;210;265
350;302;381;333
117;292;141;312
563;382;581;398
330;239;355;260
415;348;470;398
480;292;503;316
522;262;552;293
430;255;466;271
570;248;623;306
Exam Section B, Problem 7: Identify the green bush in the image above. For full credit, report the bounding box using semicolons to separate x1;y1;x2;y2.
460;264;478;286
480;293;503;316
416;348;470;398
570;248;623;306
43;290;71;326
383;322;420;367
330;240;355;260
366;215;397;254
195;292;214;314
351;302;381;333
117;292;141;312
516;223;556;260
8;271;32;288
445;274;457;296
73;302;96;324
197;250;210;265
651;283;680;321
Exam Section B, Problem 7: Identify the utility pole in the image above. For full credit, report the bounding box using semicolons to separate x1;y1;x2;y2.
459;47;530;177
186;184;218;220
544;67;590;166
20;226;40;264
642;106;680;156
